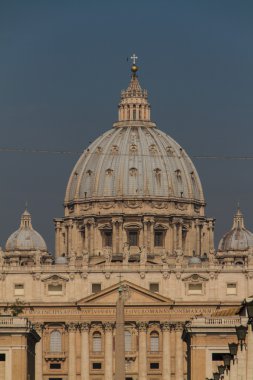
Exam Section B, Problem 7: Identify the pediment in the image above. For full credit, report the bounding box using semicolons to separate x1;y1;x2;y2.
182;273;208;282
41;274;69;282
77;280;173;306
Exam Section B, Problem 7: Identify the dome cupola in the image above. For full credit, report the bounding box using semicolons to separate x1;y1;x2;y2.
218;206;253;252
5;209;47;252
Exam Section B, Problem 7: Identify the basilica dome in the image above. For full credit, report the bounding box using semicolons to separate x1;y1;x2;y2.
218;208;253;252
5;209;47;252
65;69;204;206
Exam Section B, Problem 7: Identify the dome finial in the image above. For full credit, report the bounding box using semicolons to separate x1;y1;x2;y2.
130;53;138;76
233;203;244;229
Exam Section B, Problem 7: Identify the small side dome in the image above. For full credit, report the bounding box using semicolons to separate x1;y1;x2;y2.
218;207;253;251
5;209;47;252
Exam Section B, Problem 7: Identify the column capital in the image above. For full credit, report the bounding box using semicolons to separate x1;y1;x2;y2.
80;322;90;332
33;322;44;333
67;322;78;332
174;322;184;332
161;322;171;331
104;322;114;331
172;217;183;225
112;217;123;224
85;218;95;226
137;321;148;331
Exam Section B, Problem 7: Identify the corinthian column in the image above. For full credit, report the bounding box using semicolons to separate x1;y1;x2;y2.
162;322;171;380
104;322;113;380
68;323;77;380
175;323;184;380
34;324;43;380
138;322;147;380
80;323;90;380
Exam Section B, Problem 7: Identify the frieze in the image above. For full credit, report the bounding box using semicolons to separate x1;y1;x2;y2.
22;306;216;316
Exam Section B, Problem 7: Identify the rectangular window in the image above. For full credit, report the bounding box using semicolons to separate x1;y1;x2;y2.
49;378;62;380
92;283;101;293
0;354;5;361
50;363;61;369
14;284;24;296
150;362;159;369
227;283;237;295
149;283;159;293
48;284;63;295
188;283;202;295
129;231;138;246
92;362;102;369
154;231;164;247
103;230;112;247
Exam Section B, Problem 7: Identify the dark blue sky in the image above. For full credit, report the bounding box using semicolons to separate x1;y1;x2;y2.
1;1;253;252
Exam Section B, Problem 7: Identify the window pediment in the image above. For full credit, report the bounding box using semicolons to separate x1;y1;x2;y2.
182;274;208;283
124;222;142;230
42;274;69;284
98;223;112;230
154;223;168;230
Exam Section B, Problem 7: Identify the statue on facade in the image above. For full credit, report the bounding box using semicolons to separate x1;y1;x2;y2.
69;249;76;266
34;250;41;266
139;245;147;265
104;247;112;264
81;249;89;264
123;242;130;263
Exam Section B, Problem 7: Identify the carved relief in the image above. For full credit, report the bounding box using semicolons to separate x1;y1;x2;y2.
149;144;158;154
129;144;138;153
81;203;92;211
175;202;188;211
110;145;119;154
123;200;143;209
151;201;168;209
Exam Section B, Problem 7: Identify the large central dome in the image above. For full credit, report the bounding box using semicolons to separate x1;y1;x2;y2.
55;63;213;260
65;66;204;206
65;126;204;203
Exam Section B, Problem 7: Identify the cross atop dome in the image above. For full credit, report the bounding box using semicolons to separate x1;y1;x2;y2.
130;53;138;65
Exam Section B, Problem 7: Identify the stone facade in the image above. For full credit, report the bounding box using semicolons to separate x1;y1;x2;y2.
1;62;253;380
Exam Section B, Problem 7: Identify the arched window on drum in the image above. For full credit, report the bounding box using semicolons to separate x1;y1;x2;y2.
50;330;62;353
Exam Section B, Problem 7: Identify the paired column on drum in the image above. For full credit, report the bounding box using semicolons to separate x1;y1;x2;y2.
80;323;90;380
104;322;113;380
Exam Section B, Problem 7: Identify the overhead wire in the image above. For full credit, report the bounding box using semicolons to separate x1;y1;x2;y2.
0;147;253;160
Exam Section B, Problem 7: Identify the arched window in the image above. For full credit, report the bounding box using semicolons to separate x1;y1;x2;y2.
50;330;62;353
150;331;159;352
93;332;102;352
125;330;132;352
